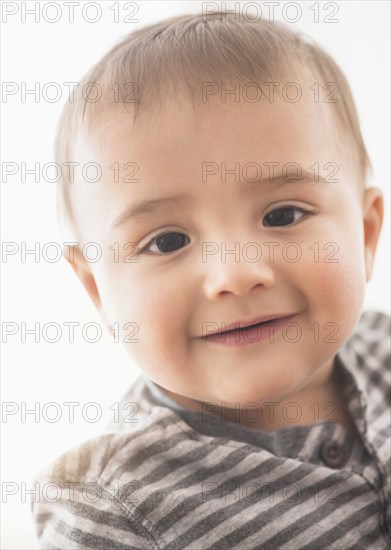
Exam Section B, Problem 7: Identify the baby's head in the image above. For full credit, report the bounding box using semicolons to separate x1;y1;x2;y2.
56;12;383;411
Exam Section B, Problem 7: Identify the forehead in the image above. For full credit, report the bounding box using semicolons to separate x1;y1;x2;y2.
86;94;345;163
72;94;354;233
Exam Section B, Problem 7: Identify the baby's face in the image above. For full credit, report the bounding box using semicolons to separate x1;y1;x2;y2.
71;93;380;408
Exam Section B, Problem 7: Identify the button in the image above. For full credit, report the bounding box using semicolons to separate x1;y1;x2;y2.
319;440;347;468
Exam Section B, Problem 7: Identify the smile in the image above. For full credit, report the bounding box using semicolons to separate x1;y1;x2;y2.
201;315;297;347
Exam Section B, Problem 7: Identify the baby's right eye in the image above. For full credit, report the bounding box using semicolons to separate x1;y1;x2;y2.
141;232;190;255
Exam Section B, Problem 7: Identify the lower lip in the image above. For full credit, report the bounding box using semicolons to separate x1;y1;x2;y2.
201;316;296;347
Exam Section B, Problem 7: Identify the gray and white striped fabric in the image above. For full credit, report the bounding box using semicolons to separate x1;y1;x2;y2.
31;310;390;549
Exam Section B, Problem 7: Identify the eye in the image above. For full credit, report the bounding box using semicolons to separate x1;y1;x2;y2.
141;231;190;255
263;206;312;227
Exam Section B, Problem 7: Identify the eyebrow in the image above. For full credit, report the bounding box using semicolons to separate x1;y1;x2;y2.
112;195;189;228
111;171;327;229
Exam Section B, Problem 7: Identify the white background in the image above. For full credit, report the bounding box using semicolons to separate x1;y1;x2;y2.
1;1;390;547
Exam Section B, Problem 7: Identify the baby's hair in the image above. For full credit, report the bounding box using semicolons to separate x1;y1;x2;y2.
56;11;371;239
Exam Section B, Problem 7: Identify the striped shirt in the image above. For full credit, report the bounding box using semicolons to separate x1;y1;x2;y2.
31;310;390;549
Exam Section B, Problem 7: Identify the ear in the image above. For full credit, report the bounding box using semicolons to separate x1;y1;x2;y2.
362;187;384;282
62;245;101;311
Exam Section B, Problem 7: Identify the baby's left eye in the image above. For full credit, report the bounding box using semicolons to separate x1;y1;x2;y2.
263;207;311;227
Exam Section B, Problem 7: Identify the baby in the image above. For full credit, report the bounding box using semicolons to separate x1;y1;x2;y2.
31;11;390;549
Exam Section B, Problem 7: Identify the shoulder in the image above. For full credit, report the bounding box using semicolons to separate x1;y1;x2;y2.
350;310;390;366
33;405;187;489
356;309;390;336
31;406;188;548
340;310;390;443
337;310;390;418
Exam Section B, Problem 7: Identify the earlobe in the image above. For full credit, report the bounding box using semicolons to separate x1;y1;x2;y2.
62;246;102;311
365;249;373;281
363;187;384;282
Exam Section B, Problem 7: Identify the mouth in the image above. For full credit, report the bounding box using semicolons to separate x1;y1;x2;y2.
201;313;296;337
199;314;298;346
219;318;280;335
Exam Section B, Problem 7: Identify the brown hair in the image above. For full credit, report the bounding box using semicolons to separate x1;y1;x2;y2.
55;11;371;238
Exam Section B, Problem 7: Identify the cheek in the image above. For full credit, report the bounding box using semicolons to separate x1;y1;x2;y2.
101;266;193;363
297;242;366;337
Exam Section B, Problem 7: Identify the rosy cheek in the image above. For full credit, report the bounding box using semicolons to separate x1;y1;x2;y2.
300;251;365;335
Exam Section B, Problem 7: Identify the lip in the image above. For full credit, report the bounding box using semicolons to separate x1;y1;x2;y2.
201;313;297;336
199;314;298;347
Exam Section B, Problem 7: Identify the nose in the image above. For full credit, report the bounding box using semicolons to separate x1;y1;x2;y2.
202;241;275;300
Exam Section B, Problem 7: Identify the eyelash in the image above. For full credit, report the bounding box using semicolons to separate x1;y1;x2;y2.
139;206;314;255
